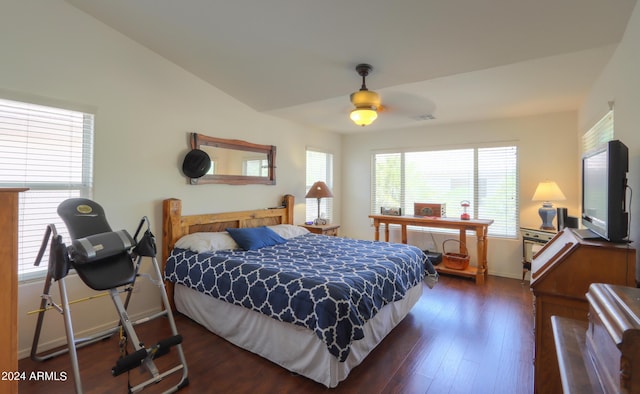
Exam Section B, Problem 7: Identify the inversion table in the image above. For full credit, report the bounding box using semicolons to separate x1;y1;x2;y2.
30;198;188;393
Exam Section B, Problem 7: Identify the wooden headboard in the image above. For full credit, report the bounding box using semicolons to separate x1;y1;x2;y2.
161;194;294;309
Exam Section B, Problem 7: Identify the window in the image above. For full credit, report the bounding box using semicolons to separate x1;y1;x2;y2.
305;149;333;222
0;98;94;281
243;158;269;177
582;109;614;154
372;144;518;238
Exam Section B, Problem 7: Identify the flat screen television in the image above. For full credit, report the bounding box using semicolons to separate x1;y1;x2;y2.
580;139;629;242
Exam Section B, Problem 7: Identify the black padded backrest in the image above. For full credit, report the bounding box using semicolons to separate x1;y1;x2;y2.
57;198;112;239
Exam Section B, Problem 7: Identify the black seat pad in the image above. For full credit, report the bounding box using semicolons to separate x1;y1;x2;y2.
71;252;135;291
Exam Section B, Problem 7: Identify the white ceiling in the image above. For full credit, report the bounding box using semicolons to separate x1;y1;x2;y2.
66;0;637;133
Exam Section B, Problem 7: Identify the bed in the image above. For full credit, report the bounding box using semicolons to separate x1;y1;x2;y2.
161;195;432;388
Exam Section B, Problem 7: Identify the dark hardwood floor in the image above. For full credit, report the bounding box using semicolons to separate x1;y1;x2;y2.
19;274;534;393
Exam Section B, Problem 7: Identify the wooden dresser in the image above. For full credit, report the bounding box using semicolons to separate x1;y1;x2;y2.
530;228;636;394
552;283;640;393
0;188;27;394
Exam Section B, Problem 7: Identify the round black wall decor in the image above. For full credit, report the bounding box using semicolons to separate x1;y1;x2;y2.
182;149;211;178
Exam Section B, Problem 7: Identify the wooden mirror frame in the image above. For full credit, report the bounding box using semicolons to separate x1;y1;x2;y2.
189;132;276;185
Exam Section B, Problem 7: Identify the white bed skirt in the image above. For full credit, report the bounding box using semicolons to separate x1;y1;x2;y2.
175;283;422;388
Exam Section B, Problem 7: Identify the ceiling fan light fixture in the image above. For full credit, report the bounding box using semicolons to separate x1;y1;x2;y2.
350;107;378;126
349;63;380;127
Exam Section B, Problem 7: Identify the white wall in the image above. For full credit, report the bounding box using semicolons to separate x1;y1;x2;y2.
1;1;341;357
341;112;580;279
579;2;640;280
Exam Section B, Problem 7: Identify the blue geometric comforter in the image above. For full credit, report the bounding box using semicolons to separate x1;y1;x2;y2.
164;234;425;361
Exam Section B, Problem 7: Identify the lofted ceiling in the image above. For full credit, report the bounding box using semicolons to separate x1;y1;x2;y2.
66;0;637;133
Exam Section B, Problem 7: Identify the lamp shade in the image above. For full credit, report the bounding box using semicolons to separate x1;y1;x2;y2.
305;181;333;199
531;181;566;202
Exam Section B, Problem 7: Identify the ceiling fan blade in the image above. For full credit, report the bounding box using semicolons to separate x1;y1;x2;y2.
378;91;437;119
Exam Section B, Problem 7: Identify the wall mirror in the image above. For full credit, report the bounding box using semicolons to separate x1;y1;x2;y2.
189;133;276;185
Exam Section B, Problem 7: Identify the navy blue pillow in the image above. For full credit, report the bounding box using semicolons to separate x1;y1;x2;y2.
226;226;287;251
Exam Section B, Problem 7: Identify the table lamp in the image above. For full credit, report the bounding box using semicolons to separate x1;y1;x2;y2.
305;181;333;225
532;180;566;230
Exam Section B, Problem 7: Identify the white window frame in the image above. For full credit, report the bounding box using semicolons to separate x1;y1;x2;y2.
0;98;94;281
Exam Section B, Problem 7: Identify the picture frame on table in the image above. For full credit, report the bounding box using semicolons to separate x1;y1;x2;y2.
380;207;402;216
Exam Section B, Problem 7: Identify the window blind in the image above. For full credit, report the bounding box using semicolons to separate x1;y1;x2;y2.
0;98;94;281
305;149;333;222
582;110;614;154
477;146;518;237
405;149;474;218
371;144;519;238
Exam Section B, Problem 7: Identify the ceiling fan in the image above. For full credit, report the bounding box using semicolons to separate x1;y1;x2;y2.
348;64;436;128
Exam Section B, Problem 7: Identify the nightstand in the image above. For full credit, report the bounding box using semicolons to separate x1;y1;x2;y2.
301;224;340;236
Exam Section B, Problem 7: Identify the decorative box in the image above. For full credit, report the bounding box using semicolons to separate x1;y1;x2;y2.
414;203;446;217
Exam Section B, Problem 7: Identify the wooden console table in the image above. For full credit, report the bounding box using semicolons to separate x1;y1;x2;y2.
369;215;493;284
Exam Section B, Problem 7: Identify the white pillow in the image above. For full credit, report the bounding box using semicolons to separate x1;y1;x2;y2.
174;232;239;253
267;224;310;239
